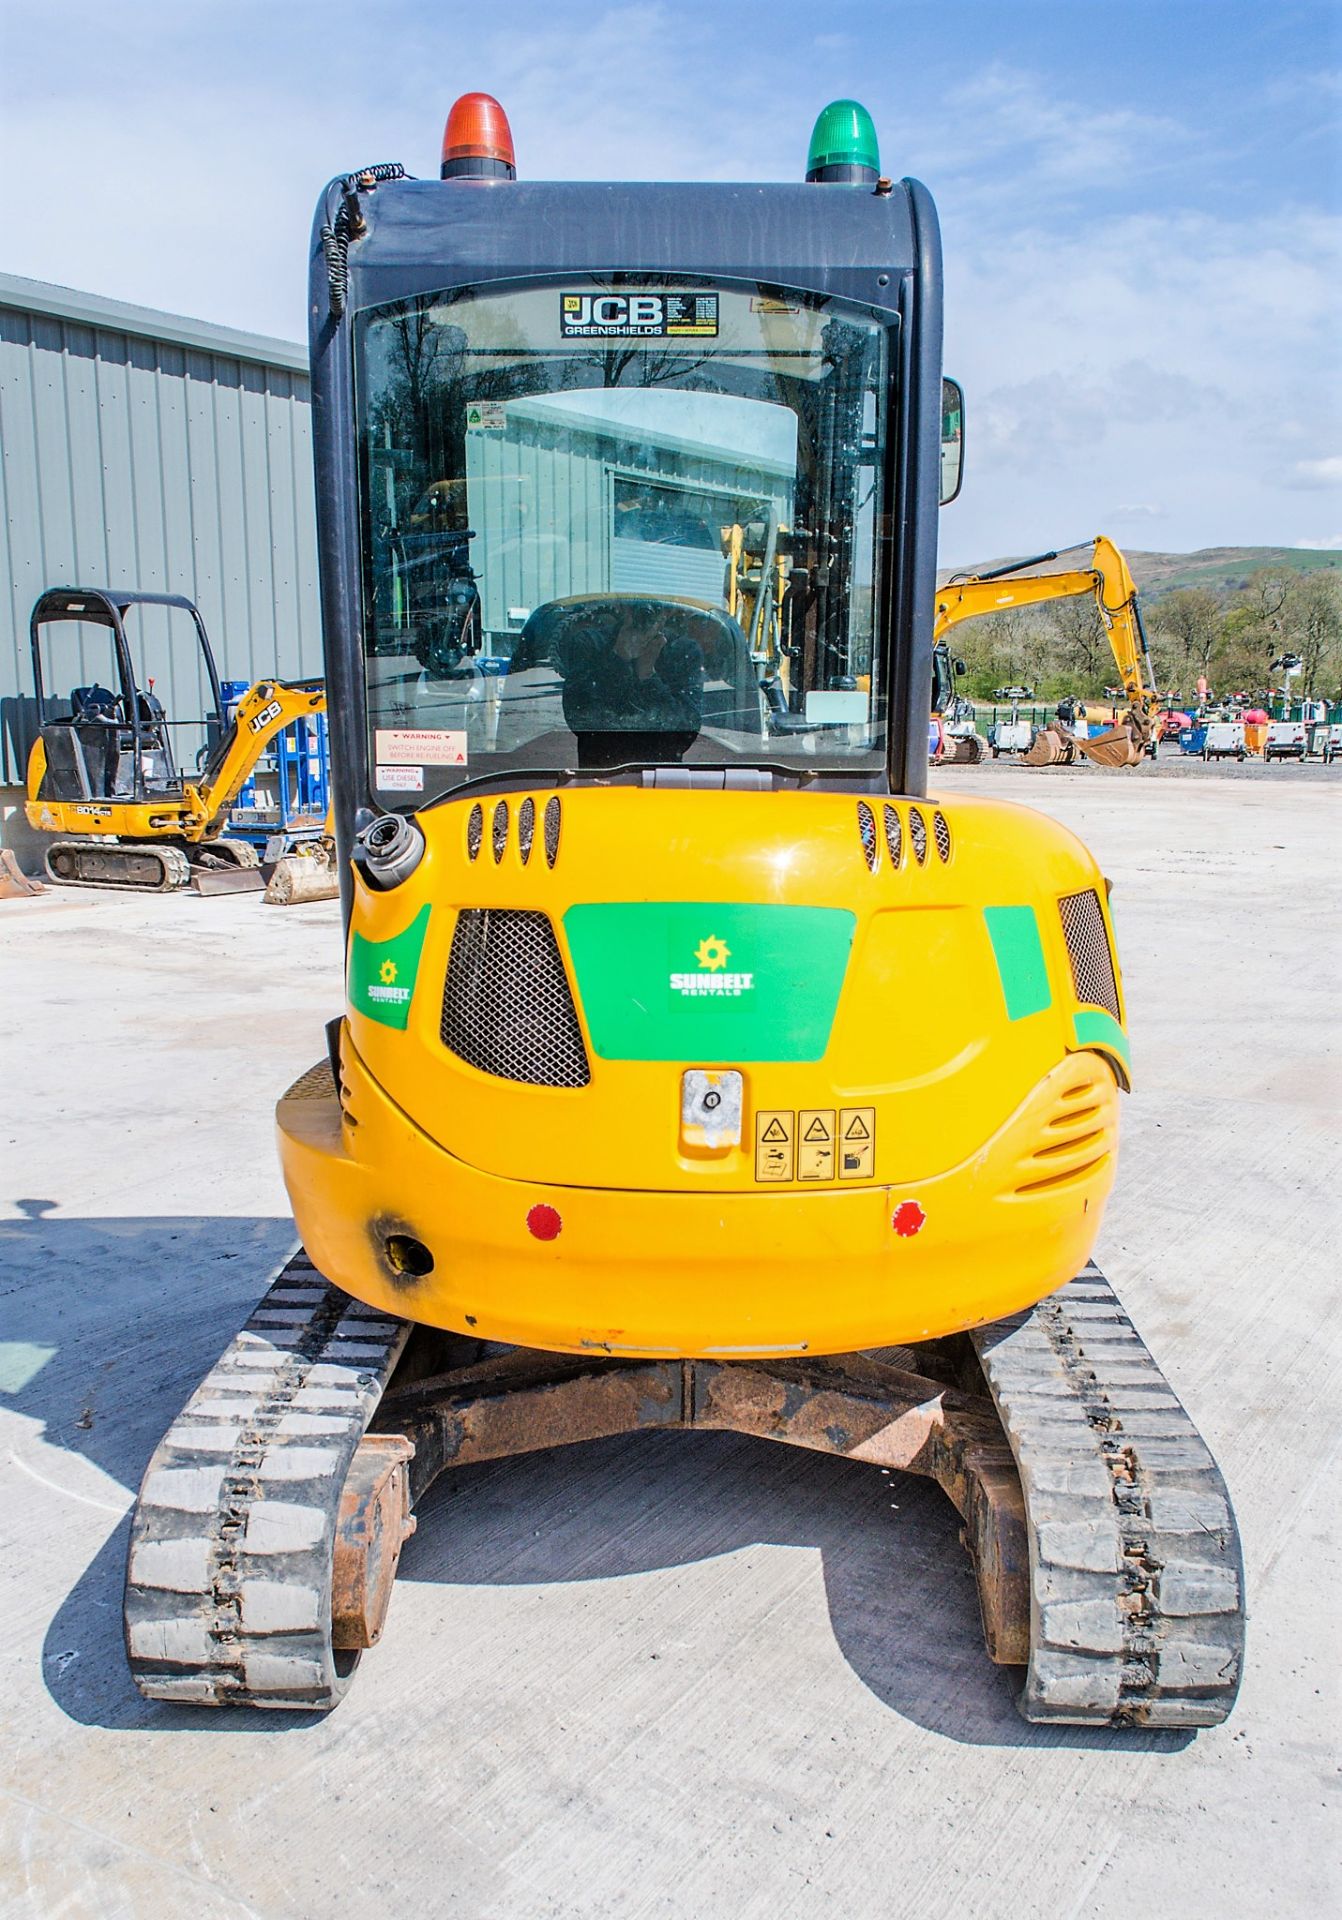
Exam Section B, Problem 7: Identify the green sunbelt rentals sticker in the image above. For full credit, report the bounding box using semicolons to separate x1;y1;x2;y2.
564;902;855;1062
349;906;431;1031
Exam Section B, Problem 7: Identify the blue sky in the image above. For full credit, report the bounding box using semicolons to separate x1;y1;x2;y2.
2;0;1339;560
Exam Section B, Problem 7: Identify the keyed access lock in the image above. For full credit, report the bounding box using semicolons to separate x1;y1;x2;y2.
680;1068;743;1152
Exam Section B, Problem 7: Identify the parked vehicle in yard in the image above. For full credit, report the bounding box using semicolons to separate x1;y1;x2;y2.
1264;720;1308;762
1202;720;1247;761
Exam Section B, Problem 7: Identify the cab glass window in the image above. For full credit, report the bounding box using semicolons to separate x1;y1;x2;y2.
353;278;893;803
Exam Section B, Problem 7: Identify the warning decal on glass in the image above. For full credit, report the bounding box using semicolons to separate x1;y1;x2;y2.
375;764;424;792
560;292;719;338
374;729;467;768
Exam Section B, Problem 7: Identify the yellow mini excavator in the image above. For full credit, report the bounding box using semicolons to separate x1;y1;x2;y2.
24;587;327;892
124;96;1243;1726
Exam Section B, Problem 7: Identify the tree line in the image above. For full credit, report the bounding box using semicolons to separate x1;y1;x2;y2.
952;566;1342;706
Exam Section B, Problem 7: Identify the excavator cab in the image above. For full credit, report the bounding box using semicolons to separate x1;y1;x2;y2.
27;588;221;808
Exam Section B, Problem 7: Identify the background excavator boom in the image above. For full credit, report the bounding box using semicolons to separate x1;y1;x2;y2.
932;536;1159;767
192;679;328;835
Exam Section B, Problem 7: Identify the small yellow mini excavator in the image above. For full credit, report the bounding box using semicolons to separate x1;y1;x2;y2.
125;96;1243;1726
24;587;327;892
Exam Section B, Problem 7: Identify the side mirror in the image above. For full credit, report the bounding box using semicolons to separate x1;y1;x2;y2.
940;377;964;506
953;656;967;676
930;641;954;714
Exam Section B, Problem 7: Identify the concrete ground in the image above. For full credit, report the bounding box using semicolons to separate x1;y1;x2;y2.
1;763;1338;1920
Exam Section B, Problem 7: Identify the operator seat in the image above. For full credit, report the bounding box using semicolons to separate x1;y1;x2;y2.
71;684;134;799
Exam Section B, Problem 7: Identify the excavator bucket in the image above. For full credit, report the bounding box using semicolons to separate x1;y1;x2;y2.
190;837;266;895
264;846;339;905
0;849;44;899
1076;725;1143;769
1022;726;1072;767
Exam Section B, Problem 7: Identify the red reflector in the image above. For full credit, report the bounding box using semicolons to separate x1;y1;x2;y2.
442;92;516;167
527;1204;562;1242
892;1200;926;1238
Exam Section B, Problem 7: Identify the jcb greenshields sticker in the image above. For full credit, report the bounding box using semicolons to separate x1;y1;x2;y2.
559;292;719;338
348;906;431;1031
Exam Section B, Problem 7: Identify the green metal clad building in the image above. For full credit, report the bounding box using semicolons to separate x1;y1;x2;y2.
0;273;319;785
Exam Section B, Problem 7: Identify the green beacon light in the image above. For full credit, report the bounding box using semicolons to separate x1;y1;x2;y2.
806;99;880;184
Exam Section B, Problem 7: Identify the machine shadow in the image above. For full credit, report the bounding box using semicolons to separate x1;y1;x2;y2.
8;1217;1189;1751
6;1211;324;1734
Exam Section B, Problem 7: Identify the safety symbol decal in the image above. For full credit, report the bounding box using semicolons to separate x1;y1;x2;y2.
838;1108;876;1180
798;1109;836;1181
751;1106;877;1183
754;1110;794;1182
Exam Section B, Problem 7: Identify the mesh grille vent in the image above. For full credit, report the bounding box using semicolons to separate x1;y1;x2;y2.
856;801;878;871
518;796;536;864
441;910;590;1087
543;796;561;867
933;810;951;862
882;804;903;868
909;807;928;864
466;804;483;861
1059;889;1120;1020
491;800;509;863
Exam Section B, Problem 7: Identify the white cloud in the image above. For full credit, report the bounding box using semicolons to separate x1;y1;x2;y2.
1;13;1338;560
1290;456;1342;488
906;63;1195;225
939;205;1342;560
1264;69;1342;104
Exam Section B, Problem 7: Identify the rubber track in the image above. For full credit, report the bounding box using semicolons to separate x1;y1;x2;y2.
125;1250;409;1709
45;840;191;892
970;1262;1244;1726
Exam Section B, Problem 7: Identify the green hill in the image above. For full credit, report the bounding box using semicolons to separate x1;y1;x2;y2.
941;545;1341;598
1122;546;1340;597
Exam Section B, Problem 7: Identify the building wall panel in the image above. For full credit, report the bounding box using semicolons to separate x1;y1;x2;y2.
0;276;317;780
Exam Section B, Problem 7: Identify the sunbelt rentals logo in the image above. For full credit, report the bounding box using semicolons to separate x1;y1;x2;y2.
368;957;409;1009
350;904;431;1032
670;933;755;999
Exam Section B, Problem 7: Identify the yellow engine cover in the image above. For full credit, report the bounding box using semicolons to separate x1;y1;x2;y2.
24;739;202;841
277;786;1129;1357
